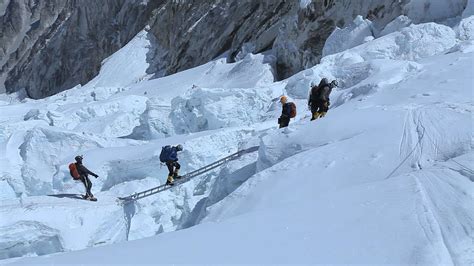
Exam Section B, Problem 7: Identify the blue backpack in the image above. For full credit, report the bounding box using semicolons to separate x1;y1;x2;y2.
159;146;173;162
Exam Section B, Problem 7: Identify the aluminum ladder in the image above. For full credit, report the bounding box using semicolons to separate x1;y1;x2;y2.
118;146;259;203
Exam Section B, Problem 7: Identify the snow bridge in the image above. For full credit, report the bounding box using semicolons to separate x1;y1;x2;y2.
118;146;259;203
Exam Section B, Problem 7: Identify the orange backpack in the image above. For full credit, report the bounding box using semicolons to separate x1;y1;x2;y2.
289;102;297;118
69;163;80;180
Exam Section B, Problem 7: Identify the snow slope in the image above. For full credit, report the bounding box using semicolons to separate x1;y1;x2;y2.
1;12;473;265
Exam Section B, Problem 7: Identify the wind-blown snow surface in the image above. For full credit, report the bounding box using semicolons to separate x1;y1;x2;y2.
1;17;473;264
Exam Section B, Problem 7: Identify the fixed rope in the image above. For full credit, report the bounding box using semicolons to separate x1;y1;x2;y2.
422;128;474;174
384;120;473;180
384;124;426;179
118;146;259;203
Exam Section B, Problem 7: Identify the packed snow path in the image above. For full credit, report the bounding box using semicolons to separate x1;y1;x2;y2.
118;146;259;202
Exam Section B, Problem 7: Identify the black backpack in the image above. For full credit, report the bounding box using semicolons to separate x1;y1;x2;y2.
159;146;172;163
310;85;321;102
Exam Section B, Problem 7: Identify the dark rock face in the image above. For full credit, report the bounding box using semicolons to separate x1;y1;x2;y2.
273;0;411;79
147;0;293;77
1;0;163;98
1;0;293;98
1;0;467;98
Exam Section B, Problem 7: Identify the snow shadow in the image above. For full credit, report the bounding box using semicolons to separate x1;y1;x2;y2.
47;194;85;200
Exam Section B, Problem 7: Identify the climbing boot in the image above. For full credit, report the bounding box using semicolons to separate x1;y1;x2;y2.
311;112;321;121
174;170;182;179
166;175;174;186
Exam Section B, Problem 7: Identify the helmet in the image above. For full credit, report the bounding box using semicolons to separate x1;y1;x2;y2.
331;80;339;88
280;95;288;103
176;144;183;151
75;155;83;162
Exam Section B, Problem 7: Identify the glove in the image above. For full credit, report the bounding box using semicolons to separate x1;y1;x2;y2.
93;174;99;178
278;117;281;124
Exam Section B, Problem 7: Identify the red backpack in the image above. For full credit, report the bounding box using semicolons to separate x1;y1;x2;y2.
289;102;297;118
69;163;80;180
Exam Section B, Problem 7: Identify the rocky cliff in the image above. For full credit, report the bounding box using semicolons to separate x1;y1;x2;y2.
0;0;163;98
0;0;467;98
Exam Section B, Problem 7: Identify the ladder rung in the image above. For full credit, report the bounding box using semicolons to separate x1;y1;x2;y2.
119;146;259;203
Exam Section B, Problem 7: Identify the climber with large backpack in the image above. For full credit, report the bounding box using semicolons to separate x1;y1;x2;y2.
159;144;183;186
69;155;99;201
308;78;338;121
278;95;297;128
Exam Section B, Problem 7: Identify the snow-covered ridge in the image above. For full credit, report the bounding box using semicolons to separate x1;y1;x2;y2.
1;8;473;264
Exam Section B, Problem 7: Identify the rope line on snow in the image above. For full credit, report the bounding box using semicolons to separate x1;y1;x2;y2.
448;160;474;174
384;124;426;180
118;146;259;203
385;119;473;180
422;129;474;174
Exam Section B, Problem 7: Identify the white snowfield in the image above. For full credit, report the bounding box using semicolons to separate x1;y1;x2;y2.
1;11;473;265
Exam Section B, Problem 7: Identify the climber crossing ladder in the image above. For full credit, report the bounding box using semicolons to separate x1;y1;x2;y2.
118;146;259;203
